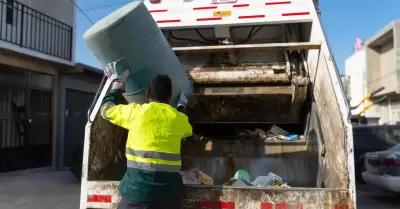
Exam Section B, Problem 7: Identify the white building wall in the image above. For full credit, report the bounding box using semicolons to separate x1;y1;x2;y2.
17;0;74;26
0;0;76;65
345;48;379;118
346;21;400;125
379;40;397;94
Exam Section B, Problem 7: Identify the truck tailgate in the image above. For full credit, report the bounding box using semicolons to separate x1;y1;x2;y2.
86;181;351;209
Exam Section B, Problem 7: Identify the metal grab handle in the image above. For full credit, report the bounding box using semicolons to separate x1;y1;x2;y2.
87;76;118;123
351;87;385;110
356;95;388;117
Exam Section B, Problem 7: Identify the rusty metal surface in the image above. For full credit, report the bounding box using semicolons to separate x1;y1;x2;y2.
187;93;294;123
288;85;308;122
183;61;309;123
292;76;311;86
86;182;351;209
187;85;307;123
187;64;287;72
192;86;293;96
307;44;348;189
172;42;322;53
187;65;290;85
181;186;350;209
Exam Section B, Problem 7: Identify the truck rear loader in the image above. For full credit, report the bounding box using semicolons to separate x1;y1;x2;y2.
79;0;356;209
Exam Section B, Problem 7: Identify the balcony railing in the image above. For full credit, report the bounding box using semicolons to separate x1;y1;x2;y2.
0;0;73;61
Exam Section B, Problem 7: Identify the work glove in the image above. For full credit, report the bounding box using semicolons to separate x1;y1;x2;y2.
104;62;117;78
177;91;188;111
111;79;124;91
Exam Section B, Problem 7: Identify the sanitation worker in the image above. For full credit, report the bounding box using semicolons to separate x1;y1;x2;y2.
100;74;192;209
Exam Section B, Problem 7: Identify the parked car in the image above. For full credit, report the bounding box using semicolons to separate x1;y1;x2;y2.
362;144;400;193
353;125;400;182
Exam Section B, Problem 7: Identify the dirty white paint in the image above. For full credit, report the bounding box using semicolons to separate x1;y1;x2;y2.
80;78;114;209
306;0;356;208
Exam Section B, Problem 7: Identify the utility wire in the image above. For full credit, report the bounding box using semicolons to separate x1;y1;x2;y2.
82;0;93;9
68;0;95;25
81;1;132;12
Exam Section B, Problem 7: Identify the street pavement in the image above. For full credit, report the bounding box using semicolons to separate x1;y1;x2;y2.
0;169;399;209
356;183;400;209
0;168;80;209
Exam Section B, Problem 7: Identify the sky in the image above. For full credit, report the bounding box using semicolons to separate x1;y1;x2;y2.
75;0;400;73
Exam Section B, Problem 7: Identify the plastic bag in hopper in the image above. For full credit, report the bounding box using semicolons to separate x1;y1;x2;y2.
252;172;283;187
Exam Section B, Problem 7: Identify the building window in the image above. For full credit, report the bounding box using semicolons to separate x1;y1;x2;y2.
6;0;14;25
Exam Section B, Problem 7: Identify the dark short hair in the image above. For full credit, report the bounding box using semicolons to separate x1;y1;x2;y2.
148;74;172;102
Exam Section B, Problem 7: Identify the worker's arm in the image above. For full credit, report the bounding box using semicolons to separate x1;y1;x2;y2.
180;115;193;139
100;84;139;129
177;91;188;114
176;91;192;138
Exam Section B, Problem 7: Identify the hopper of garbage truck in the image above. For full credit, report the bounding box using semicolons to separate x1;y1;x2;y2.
175;42;319;124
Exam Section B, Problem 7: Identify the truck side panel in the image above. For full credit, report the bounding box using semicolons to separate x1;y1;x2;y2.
86;181;350;209
303;0;355;206
80;1;355;209
182;186;350;209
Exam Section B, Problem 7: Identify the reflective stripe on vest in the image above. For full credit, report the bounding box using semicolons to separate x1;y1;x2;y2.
126;148;181;172
127;160;181;172
126;148;181;161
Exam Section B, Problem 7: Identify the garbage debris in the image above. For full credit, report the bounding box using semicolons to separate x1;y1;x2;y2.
236;128;286;140
199;171;214;185
265;135;281;140
234;125;304;142
180;169;214;185
223;170;290;188
254;128;269;139
234;169;251;182
279;134;299;141
270;125;289;136
267;134;303;141
252;172;284;187
280;183;291;188
180;170;201;185
183;166;292;188
236;128;269;140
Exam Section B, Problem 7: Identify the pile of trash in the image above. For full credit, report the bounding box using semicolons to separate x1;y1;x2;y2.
180;169;290;188
181;169;214;185
235;125;303;141
251;172;290;188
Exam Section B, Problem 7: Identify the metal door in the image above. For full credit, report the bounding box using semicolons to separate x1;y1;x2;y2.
28;89;53;168
64;89;95;167
0;84;52;172
0;84;29;172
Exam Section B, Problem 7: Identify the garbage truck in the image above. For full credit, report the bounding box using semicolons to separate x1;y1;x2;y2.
79;0;356;208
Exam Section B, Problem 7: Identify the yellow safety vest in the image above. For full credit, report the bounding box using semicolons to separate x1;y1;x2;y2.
101;101;192;172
